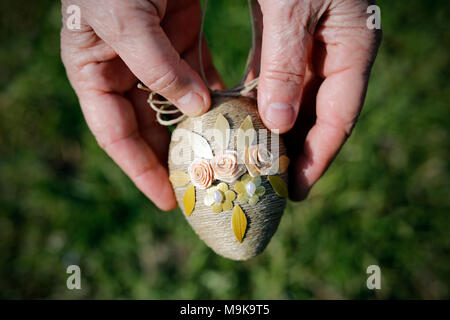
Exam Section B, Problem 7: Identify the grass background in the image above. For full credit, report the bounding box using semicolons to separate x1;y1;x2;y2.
0;0;449;299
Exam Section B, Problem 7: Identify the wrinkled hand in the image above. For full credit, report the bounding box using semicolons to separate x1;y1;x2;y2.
252;0;381;199
61;0;223;210
61;0;381;210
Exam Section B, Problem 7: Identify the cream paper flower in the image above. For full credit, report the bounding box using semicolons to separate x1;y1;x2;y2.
211;150;246;183
204;183;236;213
188;158;214;189
245;144;274;177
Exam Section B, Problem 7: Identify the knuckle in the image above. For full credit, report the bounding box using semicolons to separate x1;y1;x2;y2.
320;117;355;139
263;67;305;86
97;129;139;152
133;163;158;181
145;59;181;94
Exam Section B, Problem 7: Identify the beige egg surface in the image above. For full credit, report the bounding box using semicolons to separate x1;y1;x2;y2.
168;96;288;260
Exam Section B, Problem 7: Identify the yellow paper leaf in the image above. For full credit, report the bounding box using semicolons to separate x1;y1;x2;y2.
232;205;247;243
268;176;288;198
169;171;190;187
183;184;195;216
236;115;256;158
190;132;213;159
278;155;290;174
214;113;230;150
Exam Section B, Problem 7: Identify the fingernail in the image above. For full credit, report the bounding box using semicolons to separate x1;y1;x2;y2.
177;91;207;117
265;102;295;128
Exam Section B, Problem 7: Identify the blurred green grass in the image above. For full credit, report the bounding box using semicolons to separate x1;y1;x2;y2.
0;0;449;299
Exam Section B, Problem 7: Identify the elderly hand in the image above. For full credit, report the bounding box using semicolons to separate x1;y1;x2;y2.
61;0;224;210
253;0;381;199
61;0;381;209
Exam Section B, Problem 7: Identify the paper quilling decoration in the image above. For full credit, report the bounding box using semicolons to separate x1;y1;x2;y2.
168;96;290;260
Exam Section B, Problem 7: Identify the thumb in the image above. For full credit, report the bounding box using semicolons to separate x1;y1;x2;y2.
87;1;210;117
257;0;318;133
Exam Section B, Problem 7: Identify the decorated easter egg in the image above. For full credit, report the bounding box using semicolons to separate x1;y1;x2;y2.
168;96;290;260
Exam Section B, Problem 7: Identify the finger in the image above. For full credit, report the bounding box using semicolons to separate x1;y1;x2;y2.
290;2;382;200
257;0;320;133
61;25;137;95
86;1;210;117
78;89;177;211
290;69;366;200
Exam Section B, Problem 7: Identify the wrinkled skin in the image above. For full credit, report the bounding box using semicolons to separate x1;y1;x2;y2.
61;0;381;210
